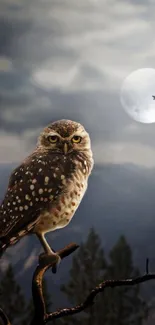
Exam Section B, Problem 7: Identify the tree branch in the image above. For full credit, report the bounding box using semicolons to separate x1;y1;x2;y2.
0;308;11;325
30;245;155;324
31;242;79;325
46;273;155;322
1;246;155;325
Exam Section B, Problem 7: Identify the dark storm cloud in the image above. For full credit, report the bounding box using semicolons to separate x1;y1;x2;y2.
0;71;29;92
0;76;127;143
0;0;155;165
0;18;32;59
0;2;79;71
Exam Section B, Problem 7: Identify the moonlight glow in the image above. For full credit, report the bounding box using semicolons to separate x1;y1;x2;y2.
120;68;155;124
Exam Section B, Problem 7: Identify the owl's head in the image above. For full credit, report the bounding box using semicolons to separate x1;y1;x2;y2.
37;119;92;155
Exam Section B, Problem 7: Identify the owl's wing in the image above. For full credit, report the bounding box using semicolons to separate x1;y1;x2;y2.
0;150;68;242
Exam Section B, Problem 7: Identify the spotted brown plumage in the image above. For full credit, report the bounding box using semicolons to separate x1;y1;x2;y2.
0;119;94;258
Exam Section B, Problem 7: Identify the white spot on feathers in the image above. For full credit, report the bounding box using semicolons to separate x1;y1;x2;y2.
45;176;49;184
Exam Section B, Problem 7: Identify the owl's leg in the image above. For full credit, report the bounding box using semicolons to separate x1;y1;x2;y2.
37;233;61;273
37;233;55;255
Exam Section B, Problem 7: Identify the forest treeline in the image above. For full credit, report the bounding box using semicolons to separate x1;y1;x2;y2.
0;228;154;325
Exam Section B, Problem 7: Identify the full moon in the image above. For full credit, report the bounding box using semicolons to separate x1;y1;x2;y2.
120;68;155;123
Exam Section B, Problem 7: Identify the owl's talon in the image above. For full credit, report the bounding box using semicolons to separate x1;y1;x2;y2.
39;252;46;260
52;255;61;273
39;252;61;270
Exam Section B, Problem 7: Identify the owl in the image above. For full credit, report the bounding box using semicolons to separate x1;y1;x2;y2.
0;119;94;265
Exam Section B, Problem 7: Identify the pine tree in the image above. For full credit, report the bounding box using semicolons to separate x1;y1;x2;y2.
101;235;148;325
0;264;26;325
61;231;148;325
61;227;107;325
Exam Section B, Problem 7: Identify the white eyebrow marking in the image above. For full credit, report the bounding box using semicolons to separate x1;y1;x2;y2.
52;130;85;141
46;129;85;140
45;131;60;137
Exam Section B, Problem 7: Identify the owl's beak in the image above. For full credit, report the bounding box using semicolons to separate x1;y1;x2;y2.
63;143;68;154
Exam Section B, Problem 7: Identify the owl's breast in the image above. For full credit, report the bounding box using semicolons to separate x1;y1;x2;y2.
34;170;88;234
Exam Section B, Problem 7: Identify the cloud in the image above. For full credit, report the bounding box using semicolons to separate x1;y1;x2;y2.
93;140;155;167
0;130;36;163
0;56;13;72
0;0;153;91
0;0;152;96
0;0;155;166
24;0;150;93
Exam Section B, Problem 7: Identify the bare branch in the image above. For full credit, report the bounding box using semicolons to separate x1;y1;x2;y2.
1;244;155;325
46;273;155;322
30;242;155;324
0;308;11;325
31;242;79;325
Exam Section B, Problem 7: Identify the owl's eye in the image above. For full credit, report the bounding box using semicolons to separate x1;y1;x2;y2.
72;135;82;143
48;135;59;143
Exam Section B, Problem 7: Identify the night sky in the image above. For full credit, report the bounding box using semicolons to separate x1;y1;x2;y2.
0;0;155;167
1;0;155;281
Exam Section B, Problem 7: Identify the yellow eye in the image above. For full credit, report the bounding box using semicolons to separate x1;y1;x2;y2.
48;135;59;143
72;135;82;143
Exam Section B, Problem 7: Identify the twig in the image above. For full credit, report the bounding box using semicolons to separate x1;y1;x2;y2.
0;308;11;325
46;273;155;321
